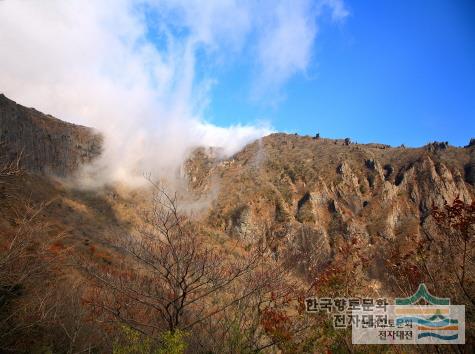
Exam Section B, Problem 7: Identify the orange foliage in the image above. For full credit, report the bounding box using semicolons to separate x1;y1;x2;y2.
261;306;292;342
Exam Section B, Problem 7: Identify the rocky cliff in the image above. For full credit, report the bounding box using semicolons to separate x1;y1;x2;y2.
1;91;473;289
0;94;101;176
186;133;475;278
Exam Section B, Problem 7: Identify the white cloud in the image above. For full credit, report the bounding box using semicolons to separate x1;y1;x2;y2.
0;0;347;186
255;1;316;89
252;0;348;98
319;0;350;21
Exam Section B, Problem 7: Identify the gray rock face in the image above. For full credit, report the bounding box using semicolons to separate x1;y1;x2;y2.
0;94;102;176
185;132;475;280
465;160;475;186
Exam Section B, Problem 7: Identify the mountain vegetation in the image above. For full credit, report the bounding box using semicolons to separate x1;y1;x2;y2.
0;94;474;352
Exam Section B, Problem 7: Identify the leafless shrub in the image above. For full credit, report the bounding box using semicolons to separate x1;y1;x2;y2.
40;280;111;354
432;198;475;305
81;180;313;352
84;181;266;331
0;142;22;178
0;200;65;351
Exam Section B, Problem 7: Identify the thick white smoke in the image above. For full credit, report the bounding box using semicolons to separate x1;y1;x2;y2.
0;0;347;186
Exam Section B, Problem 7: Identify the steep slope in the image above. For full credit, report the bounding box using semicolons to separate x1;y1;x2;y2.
1;91;473;284
1;92;474;286
186;133;475;279
0;94;102;176
1;94;474;350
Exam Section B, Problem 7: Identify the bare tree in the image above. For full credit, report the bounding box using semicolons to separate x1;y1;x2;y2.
83;182;269;330
37;280;111;354
0;198;66;351
432;197;475;305
81;181;313;352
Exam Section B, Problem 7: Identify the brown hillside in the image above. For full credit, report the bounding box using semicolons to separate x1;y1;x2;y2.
1;94;474;351
186;133;475;290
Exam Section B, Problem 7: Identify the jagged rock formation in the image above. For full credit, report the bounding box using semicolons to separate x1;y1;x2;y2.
0;94;101;176
0;93;473;351
1;92;473;287
465;142;475;186
185;133;475;278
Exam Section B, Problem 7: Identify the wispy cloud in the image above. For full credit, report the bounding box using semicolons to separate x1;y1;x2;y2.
253;0;317;99
0;0;348;185
319;0;350;21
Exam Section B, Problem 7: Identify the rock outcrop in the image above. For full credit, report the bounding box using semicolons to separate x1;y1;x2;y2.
0;94;102;176
1;92;473;284
185;133;475;277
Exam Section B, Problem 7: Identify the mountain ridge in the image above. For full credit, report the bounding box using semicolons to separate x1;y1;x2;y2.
1;93;474;351
1;93;474;287
0;93;102;176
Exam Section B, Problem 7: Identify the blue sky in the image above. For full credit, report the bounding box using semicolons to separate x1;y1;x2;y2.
1;0;474;183
204;0;475;147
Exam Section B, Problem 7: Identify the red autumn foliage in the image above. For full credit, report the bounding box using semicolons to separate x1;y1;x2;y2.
261;306;292;342
432;197;475;305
